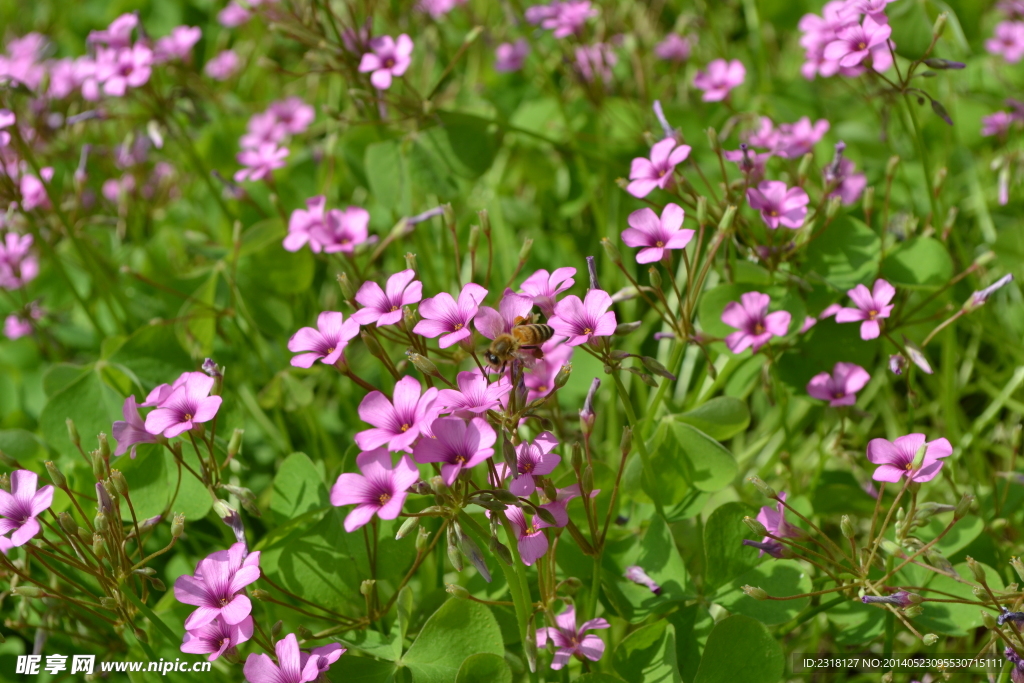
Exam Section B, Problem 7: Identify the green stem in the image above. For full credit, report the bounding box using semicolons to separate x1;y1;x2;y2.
904;96;941;223
612;371;665;516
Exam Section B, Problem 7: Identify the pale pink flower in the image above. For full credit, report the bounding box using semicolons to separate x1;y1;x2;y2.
181;616;253;662
982;111;1014;137
575;43;617;84
112;396;158;458
835;278;895;340
413;416;496;486
173;542;261;630
823;16;894;72
418;0;467;18
626;138;691;198
549;290;617;346
692;59;745;101
0;232;40;289
19;168;54;211
154;26;202;63
721;291;791;353
218;2;252;27
655;34;691;62
526;1;597;38
474;289;535;340
268;97;315;135
495;40;530;72
243;633;322;683
312;207;371;254
773;117;830;158
746;180;809;229
330;449;420;532
351;269;423;327
144;373;223;438
234;143;288;182
987;21;1024;63
3;314;32;340
806;362;871;406
283;196;327;253
622;203;694;263
536;605;609;669
520;268;575;318
205;50;241;80
866;434;953;483
436;370;511;415
288;312;361;368
525;340;573;401
414;283;488;348
0;470;54;554
88;14;137;48
359;35;414;90
508;431;560;495
355;375;438;452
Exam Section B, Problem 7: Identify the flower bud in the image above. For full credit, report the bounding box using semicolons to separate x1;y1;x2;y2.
601;238;622;266
228;429;244;459
954;493;973;520
903;605;923;618
862;186;874;214
442;202;455;230
982;611;998;629
78;527;92;546
580;378;600;436
396;516;420;540
110;470;129;497
447;542;464;572
171;513;185;538
620;427;632;455
648;266;662;289
416;526;430;552
1012;557;1024;583
93;534;107;560
553;363;572;389
718;205;737;232
360;329;386;360
743;516;768;537
501;435;518;473
491;489;521;505
92;449;107;481
841;515;855;539
695;196;709;226
298;625;314;640
972;586;986;598
489;537;514;565
748;476;776;499
446;583;471;600
337;272;357;301
223;485;260;518
407;352;442;381
67;418;81;447
45;461;67;489
477;209;491;236
586;255;600;291
13;586;44;598
560;577;583;595
97;433;111;461
534;505;558;527
581;466;594;499
100;597;119;610
923;58;964;70
0;450;20;468
932;167;947;195
910;443;928;470
269;620;283;638
889;354;907;375
59;512;79;536
825;195;842;221
706;126;720;152
886;155;900;178
468;224;481;251
742;585;768;600
641;356;676;381
94;512;108;533
932;12;947;38
518;238;533;264
967;556;986;584
360;579;376;596
614;321;641;336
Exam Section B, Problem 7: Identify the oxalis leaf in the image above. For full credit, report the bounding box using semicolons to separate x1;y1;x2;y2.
399;599;504;683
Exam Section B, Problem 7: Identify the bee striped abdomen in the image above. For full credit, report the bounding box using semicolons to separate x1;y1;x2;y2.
512;323;555;347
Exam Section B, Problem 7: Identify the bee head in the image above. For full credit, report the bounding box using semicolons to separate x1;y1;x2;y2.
486;352;501;367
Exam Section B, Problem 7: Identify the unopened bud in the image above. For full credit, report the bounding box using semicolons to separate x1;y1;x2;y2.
94;512;109;533
446;583;471;599
862;186;874;214
271;620;283;637
501;436;517;473
59;512;79;536
489;536;514;565
581;465;594;499
468;224;480;251
150;577;167;592
45;461;67;489
491;489;521;504
614;321;641;336
932;12;947;38
886;155;900;178
223;485;260;517
560;577;583;595
748;476;776;499
110;470;129;497
97;433;111;461
648;266;662;289
910;443;928;470
251;589;271;601
518;238;533;263
797;152;813;180
442;202;455;229
825;195;842;221
586;255;600;290
553;363;572;389
407;352;442;380
360;579;376;596
954;493;973;520
743;516;768;537
447;542;464;572
696;196;708;226
966;556;986;584
228;429;244;458
100;597;119;610
923;58;964;70
839;515;855;539
297;625;314;640
13;586;44;598
396;516;420;540
93;534;107;560
620;427;632;455
641;356;676;381
67;418;80;447
903;604;924;618
718;205;737;231
982;611;998;629
404;252;417;272
932;167;947;195
742;585;768;600
171;513;185;538
524;622;538;673
534;505;557;526
337;272;357;301
571;442;583;474
78;527;92;545
600;238;622;267
1012;557;1024;583
477;208;491;235
416;526;430;552
360;330;386;360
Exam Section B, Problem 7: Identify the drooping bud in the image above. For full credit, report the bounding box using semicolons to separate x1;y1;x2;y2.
45;461;67;489
966;556;987;584
586;255;601;290
641;356;676;381
271;620;283;637
66;418;81;447
13;586;44;598
841;515;855;539
954;493;973;520
396;516;420;540
406;352;442;381
624;566;661;595
447;527;463;572
223;485;261;518
560;577;583;595
742;585;768;600
889;354;907;375
748;476;776;499
489;536;514;565
743;516;768;537
360;329;386;360
580;378;600;436
446;583;471;600
337;272;357;301
614;321;641;336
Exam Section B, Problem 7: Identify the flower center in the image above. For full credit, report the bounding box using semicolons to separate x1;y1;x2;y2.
833;391;845;399
401;423;411;432
326;347;335;354
526;525;536;534
904;461;914;471
220;596;230;606
583;327;592;334
384;58;396;68
536;385;548;393
655;240;664;247
390;305;400;312
184;413;193;421
857;41;867;50
769;210;779;217
379;492;391;505
523;462;534;473
867;309;878;320
754;323;765;334
455;454;467;464
453;323;463;330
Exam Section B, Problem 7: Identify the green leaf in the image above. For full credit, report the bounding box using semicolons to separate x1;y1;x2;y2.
426;111;503;179
401;599;504;683
776;318;878;391
693;615;784;683
715;559;812;625
888;0;935;59
810;471;879;516
651;421;737;493
575;675;628;683
454;653;512;683
826;600;886;645
175;272;218;359
0;429;45;465
675;397;751;441
365;140;407;210
41;363;90;398
612;620;682;683
270;452;330;524
108;324;193;387
667;604;714;683
40;365;124;459
804;216;881;290
115;444;213;521
929;514;983;558
913;561;1003;635
881;237;954;289
703;502;759;592
340;630;403;662
323;655;398;683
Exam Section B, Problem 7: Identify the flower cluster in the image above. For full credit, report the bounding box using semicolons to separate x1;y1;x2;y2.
799;0;896;79
284;196;372;254
235;97;314;182
525;1;598;38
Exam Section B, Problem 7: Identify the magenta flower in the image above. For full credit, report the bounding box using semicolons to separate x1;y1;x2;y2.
474;289;535;340
288;311;361;368
352;269;423;327
19;168;54;211
436;370;511;415
359;35;414;90
154;26;202;63
96;45;152;96
0;470;54;554
982;111;1014;137
773;117;830;158
0;232;39;290
724;145;771;181
268;97;315;136
330;449;420;532
626;138;692;198
823;16;894;71
144;373;223;438
418;0;467;18
508;431;560;496
622;203;694;264
111;396;158;458
835;279;895;340
283;196;328;253
852;0;897;23
218;2;251;27
243;634;322;683
495;39;530;72
301;644;345;680
241;111;288;150
866;434;953;483
537;483;594;527
692;59;745;101
235;143;288;182
526;1;597;38
747;181;810;229
520;268;575;318
742;491;800;558
525;341;574;401
504;505;551;566
825;157;868;205
4;314;32;340
173;542;261;630
987;21;1024;63
536;606;609;670
624;566;661;594
89;13;137;48
313;207;371;254
414;283;488;348
181;615;253;662
655;34;691;62
721;292;791;353
549;290;617;346
141;371;197;408
575;43;617;84
355;375;439;452
205;50;241;80
413;417;496;485
807;362;870;406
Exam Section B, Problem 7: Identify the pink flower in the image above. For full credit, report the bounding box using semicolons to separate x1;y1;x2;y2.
549;290;617;346
173;542;261;630
301;644;345;680
474;289;535;340
154;26;202;63
241;111;288;150
508;431;560;495
413;416;496;485
655;34;691;62
823;16;894;72
436;370;511;415
773;117;830;158
288;311;360;368
418;0;467;18
624;566;661;594
724;145;771;181
536;483;594;527
218;2;252;27
359;35;414;90
234;143;288;182
982;111;1014;137
355;375;438;452
742;491;800;558
283;196;328;252
311;207;371;254
835;278;895;340
268;97;315;135
526;1;597;38
536;606;609;670
575;43;617;84
0;470;54;554
99;45;153;96
525;340;573;401
243;634;322;683
626;138;691;198
721;291;791;353
503;505;551;565
112;396;158;458
205;50;241;80
806;362;870;406
987;21;1024;63
0;232;39;289
181;616;253;661
414;283;488;348
3;314;32;339
866;434;953;483
495;40;530;72
747;180;809;229
825;157;867;205
692;59;745;101
622;203;694;264
798;2;865;79
89;14;137;48
330;449;420;532
141;371;197;407
144;373;223;438
852;0;897;23
19;168;54;211
352;269;423;327
520;268;575;318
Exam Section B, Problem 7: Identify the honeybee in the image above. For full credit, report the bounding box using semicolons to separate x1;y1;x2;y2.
485;316;555;371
